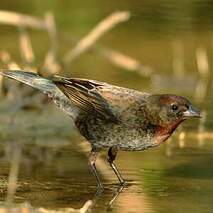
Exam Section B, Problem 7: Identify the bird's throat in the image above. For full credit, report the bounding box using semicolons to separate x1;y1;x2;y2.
154;119;184;145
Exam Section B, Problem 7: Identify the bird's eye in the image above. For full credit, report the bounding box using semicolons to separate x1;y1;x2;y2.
171;104;178;111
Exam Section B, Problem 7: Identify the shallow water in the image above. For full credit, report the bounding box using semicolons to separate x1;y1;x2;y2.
0;0;213;212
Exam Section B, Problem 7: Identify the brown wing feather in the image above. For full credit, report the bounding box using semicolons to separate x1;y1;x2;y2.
53;77;117;122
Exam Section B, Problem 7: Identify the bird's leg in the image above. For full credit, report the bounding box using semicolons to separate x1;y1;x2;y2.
88;148;104;192
108;147;125;185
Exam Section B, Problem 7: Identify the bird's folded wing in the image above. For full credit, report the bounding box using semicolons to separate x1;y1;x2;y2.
53;77;118;122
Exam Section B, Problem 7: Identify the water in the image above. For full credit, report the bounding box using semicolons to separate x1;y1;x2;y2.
0;0;213;212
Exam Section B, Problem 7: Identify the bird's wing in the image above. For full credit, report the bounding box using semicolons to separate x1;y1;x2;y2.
53;77;118;122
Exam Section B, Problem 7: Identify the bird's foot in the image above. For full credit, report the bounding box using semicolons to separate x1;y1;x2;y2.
96;184;104;194
119;179;126;187
93;184;104;202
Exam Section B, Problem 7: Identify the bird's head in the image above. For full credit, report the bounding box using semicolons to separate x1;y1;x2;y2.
147;94;201;127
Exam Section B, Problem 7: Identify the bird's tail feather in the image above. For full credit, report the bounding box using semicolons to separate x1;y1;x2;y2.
0;70;56;93
0;70;79;119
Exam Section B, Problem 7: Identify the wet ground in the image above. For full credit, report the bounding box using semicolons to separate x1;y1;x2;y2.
0;0;213;212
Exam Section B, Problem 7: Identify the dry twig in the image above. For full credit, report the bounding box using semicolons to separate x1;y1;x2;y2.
0;10;46;29
19;27;35;66
6;143;22;204
64;11;130;63
97;46;153;76
37;200;93;213
43;12;61;74
194;47;210;102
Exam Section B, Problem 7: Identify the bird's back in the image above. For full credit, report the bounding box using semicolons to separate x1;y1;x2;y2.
53;77;150;122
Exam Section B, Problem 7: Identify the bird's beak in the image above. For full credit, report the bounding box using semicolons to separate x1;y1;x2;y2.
183;106;201;118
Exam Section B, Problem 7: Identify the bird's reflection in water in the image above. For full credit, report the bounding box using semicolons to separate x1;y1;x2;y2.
107;183;125;210
86;181;151;213
86;183;125;212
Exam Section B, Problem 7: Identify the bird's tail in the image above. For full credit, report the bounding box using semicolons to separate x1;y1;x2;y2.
0;70;56;93
0;70;78;118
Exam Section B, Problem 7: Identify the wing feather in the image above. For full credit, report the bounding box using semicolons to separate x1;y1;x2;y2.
53;77;117;122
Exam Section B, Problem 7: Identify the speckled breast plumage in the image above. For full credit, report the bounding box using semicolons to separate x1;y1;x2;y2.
76;114;156;151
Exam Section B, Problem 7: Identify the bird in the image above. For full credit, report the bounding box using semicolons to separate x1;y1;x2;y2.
0;70;201;191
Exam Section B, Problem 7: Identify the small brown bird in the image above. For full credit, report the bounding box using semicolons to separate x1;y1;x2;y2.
0;70;201;191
